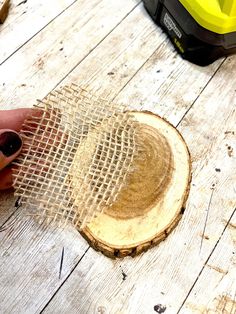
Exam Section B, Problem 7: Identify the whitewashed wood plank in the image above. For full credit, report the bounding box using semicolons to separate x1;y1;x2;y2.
42;56;236;314
114;48;224;126
0;0;140;110
0;191;19;226
64;4;167;94
0;0;77;64
180;212;236;314
0;213;89;313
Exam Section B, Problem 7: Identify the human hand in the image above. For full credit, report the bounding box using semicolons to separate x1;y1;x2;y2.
0;109;35;190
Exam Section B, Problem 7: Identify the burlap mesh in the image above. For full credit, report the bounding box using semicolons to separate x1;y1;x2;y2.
12;84;143;229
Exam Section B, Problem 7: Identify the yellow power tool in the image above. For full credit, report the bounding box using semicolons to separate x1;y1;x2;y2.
143;0;236;65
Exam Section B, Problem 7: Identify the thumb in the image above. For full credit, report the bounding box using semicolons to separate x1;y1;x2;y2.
0;130;22;171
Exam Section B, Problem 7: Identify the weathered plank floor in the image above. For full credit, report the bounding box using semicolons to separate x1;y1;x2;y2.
0;1;235;313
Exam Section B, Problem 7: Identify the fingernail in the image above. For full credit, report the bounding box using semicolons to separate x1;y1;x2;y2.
0;131;22;157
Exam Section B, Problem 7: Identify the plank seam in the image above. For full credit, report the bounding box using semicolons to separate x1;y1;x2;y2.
49;1;142;94
177;207;236;313
111;32;167;101
176;58;226;128
0;198;22;230
113;48;225;119
0;0;78;66
39;246;90;314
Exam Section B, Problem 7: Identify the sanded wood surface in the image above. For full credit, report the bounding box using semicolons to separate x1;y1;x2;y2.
81;111;191;258
0;0;76;64
0;0;235;313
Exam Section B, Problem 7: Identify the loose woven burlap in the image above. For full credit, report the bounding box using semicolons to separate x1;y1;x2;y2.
12;84;143;229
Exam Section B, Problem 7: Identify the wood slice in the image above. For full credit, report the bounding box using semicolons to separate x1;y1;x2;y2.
80;111;191;258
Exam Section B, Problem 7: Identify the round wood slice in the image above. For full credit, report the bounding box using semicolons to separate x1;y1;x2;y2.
80;111;191;258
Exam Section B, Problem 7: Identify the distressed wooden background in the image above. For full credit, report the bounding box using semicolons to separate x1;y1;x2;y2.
0;1;235;313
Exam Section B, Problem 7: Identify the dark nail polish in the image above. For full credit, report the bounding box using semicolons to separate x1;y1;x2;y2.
0;132;22;157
